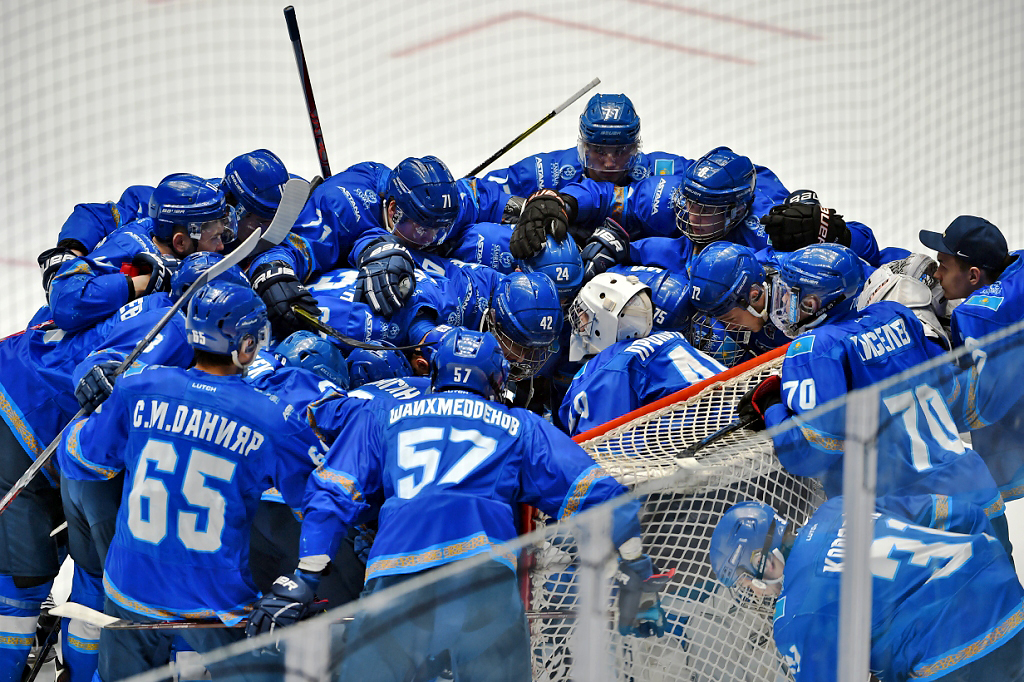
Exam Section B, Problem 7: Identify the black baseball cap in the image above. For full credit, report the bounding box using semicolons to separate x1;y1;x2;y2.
919;215;1008;270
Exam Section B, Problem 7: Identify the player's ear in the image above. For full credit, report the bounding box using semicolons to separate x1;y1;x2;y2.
238;336;258;364
410;353;430;377
172;231;194;257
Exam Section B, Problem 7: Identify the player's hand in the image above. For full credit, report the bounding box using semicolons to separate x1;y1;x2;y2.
509;190;571;259
354;238;416;317
245;572;318;637
132;252;180;296
37;245;81;298
352;524;377;565
615;555;673;638
502;196;526;224
760;203;850;252
581;218;630;282
75;360;121;414
250;261;321;340
736;374;783;430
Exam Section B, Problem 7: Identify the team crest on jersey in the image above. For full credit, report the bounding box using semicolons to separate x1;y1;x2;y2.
963;293;1004;311
559;164;577;180
353;188;378;209
630;166;651;181
787;335;815;357
447;311;462;326
385;323;400;340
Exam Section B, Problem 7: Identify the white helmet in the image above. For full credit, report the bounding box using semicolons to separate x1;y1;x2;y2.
568;272;654;362
857;258;950;349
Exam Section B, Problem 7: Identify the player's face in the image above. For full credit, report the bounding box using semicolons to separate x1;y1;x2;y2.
583;143;636;184
934;252;980;300
387;200;447;248
735;551;783;598
683;199;727;240
235;211;269;245
197;218;230;253
719;307;764;333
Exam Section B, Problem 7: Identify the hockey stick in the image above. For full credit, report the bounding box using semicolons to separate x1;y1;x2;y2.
677;414;759;459
24;608;61;682
291;307;429;352
0;178;310;516
465;77;601;178
284;6;332;180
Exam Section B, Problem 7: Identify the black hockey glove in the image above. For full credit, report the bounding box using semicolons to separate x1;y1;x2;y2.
615;555;672;638
736;374;783;431
761;203;851;252
75;360;121;414
245;572;319;637
501;196;526;224
132;252;180;296
37;241;83;297
581;218;630;282
353;238;416;317
509;190;575;259
250;261;321;340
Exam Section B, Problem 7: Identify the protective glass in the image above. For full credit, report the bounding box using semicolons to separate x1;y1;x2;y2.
578;139;641;182
769;278;810;339
390;206;453;248
191;206;238;249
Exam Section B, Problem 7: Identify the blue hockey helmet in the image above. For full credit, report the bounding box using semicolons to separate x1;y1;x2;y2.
486;272;563;381
275;330;349;389
689;242;768;319
614;266;692;333
222;149;289;220
430;327;509;401
771;244;865;338
185;281;269;361
675;147;756;244
347;343;414;389
149;173;237;244
578;93;642;183
384;156;459;248
709;500;789;590
520;234;585;305
170;251;249;301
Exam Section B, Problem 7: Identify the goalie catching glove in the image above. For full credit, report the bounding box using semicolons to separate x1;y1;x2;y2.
251;261;321;340
736;374;782;431
353;238;416;317
615;555;673;638
509;190;576;259
760;202;851;252
245;571;323;637
581;218;630;282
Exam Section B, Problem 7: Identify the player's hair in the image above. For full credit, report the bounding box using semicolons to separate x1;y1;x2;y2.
950;253;1012;283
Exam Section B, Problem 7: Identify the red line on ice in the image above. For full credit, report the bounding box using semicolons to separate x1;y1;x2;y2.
626;0;822;40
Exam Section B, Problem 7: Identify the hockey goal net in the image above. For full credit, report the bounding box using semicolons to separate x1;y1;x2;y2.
525;345;827;682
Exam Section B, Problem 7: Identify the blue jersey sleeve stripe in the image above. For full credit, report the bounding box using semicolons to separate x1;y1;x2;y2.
913;599;1024;680
365;531;514;581
65;420;120;480
0;388;42;456
312;465;363;501
558;464;610;520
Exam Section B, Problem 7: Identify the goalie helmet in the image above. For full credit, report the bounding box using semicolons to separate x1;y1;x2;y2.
520;234;585;305
275;330;349;389
857;258;951;350
384;156;459;248
675;147;755;244
186;281;269;360
149;173;237;243
222;149;289;220
609;266;691;332
430;327;509;401
771;244;865;339
567;272;653;362
170;252;249;301
578;93;642;183
689;241;768;319
709;500;789;590
486;272;563;381
347;344;414;389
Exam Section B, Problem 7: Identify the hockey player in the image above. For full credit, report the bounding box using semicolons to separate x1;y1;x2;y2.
561;272;724;435
709;496;1024;681
736;244;1008;548
919;215;1024;504
59;281;323;682
47;173;235;332
480;93;691;195
247;327;670;680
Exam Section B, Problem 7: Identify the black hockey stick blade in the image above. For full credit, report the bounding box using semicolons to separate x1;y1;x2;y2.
466;77;600;177
0;178;309;516
677;414;759;459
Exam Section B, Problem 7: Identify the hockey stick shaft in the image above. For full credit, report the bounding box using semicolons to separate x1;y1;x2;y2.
292;307;426;352
678;414;759;459
465;77;601;177
0;179;309;516
284;6;332;179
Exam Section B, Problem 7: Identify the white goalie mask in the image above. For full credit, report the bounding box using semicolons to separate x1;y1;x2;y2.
857;260;951;349
567;273;654;362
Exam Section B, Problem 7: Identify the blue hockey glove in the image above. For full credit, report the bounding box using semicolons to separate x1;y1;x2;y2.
615;555;673;638
581;218;630;282
132;251;180;296
75;360;121;414
245;571;319;637
509;190;572;259
250;261;321;340
37;242;82;297
736;374;782;431
352;524;377;565
354;238;416;317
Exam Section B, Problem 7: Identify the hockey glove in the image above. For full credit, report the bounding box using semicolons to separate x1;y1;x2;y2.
245;571;319;637
132;252;180;296
509;189;573;259
75;360;121;414
502;196;526;224
581;218;630;282
615;555;672;638
250;261;321;340
352;524;377;565
736;374;783;431
37;241;83;297
760;203;851;252
353;238;416;317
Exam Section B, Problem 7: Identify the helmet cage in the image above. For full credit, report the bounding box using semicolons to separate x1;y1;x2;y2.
685;314;753;368
567;273;653;362
484;310;552;381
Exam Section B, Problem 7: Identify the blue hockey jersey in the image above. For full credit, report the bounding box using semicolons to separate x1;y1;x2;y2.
763;301;1004;519
60;365;322;624
298;390;641;582
560;332;725;436
774;496;1024;682
56;185;154;253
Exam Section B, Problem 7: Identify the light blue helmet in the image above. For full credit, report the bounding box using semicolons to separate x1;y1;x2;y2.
430;327;509;401
275;330;349;389
771;244;865;338
149;173;236;243
347;344;414;389
708;500;789;589
578;93;641;182
170;252;249;301
689;242;767;318
675;147;755;244
185;281;269;359
487;272;563;381
520;234;585;305
222;149;289;220
384;156;459;248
